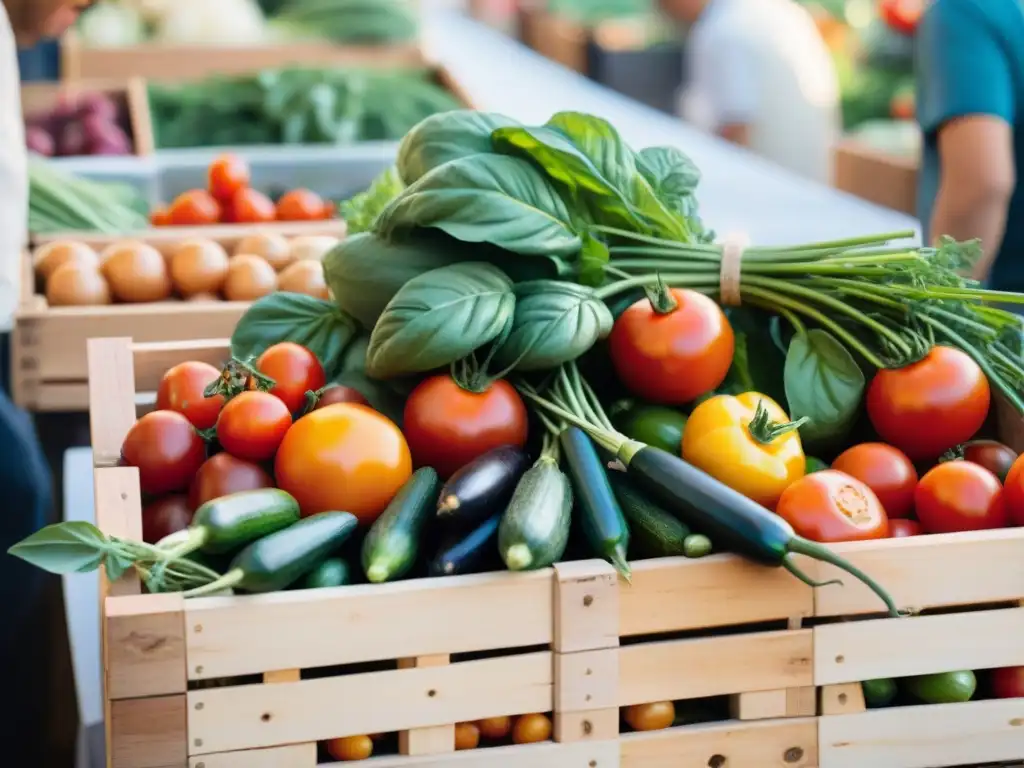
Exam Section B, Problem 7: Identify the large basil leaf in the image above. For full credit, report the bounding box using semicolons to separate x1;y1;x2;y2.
366;262;516;378
546;112;689;239
784;329;866;448
375;153;582;257
494;281;613;371
323;233;466;329
637;146;700;200
232;293;359;381
719;307;786;404
397;110;522;184
8;521;110;574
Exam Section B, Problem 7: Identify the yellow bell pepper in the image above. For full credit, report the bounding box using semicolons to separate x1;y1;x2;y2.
681;392;806;509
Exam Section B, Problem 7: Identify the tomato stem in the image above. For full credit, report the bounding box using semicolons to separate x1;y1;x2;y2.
746;400;809;444
644;273;678;314
205;358;276;400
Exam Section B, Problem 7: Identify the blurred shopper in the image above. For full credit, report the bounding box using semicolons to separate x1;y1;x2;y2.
916;0;1024;292
659;0;841;184
1;2;91;763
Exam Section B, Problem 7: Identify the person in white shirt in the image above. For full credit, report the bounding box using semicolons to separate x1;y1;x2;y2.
660;0;841;184
0;3;90;764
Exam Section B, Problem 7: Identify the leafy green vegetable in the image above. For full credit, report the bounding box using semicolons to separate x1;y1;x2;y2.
783;329;866;448
366;262;516;379
494;281;613;371
340;167;405;235
397;110;521;184
719;307;787;404
271;0;418;44
323;232;466;329
8;522;110;574
375;153;583;257
637;146;700;199
231;293;359;380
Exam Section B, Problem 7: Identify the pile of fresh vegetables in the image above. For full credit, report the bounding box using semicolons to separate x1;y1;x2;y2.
33;232;337;307
151;154;338;226
15;109;1024;609
148;68;462;149
25;89;135;158
28;157;149;234
860;665;1024;712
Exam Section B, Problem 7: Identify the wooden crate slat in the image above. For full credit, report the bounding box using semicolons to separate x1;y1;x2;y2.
619;717;818;768
818;699;1024;768
109;695;187;768
808;530;1024;617
618;629;813;706
106;593;187;701
367;739;619;768
187;742;316;768
815;607;1024;685
620;555;812;636
131;338;231;392
87;337;137;466
186;652;553;754
184;570;552;679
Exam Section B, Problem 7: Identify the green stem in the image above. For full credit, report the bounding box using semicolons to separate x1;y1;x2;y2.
787;537;902;618
746;400;809;444
644;273;680;314
990;344;1024;384
183;568;245;598
158;527;209;562
517;386;626;456
596;273;718;300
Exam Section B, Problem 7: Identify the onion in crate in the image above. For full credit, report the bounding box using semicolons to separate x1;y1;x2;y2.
25;126;55;157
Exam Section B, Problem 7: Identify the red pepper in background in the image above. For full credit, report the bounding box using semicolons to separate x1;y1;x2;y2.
879;0;925;36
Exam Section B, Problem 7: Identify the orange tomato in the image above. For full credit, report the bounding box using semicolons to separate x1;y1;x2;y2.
775;470;890;543
208;154;250;203
150;206;171;226
324;735;373;761
232;188;276;224
454;722;480;750
321;200;338;219
623;701;675;731
831;443;918;519
276;188;325;221
275;403;412;522
476;716;512;740
168;190;221;226
512;713;552;744
156;361;224;430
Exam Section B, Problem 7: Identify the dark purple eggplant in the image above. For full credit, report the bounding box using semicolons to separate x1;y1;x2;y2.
436;445;530;528
429;513;502;576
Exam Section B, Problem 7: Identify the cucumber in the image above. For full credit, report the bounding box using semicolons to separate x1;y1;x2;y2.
430;513;502;577
903;670;977;704
167;489;301;558
437;446;530;529
861;678;897;708
609;473;691;558
362;467;440;583
683;533;713;558
302;557;352;589
498;455;572;571
560;427;630;579
185;512;359;596
805;456;830;474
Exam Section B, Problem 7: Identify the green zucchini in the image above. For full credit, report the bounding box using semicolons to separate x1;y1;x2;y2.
166;489;300;559
498;451;572;571
302;557;352;589
185;512;358;597
609;473;691;559
362;467;440;583
559;427;630;579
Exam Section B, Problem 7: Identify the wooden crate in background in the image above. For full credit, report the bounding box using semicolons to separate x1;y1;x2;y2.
13;220;346;413
88;338;826;768
832;139;918;216
21;77;155;156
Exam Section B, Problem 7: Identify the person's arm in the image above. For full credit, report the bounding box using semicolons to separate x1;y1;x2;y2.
917;0;1015;281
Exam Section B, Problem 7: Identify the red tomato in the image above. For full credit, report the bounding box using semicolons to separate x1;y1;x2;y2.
888;518;922;538
831;443;918;519
275;188;326;221
208;154;250;204
775;470;890;543
141;495;194;544
866;346;990;461
216;391;292;462
189;452;274;509
231;188;276;224
1000;453;1024;526
879;0;924;36
991;667;1024;699
314;385;369;410
255;342;327;414
275;403;412;522
609;288;734;405
150;206;171;227
156;361;225;430
403;375;528;479
168;190;221;227
962;440;1018;483
915;461;1007;533
121;410;207;495
321;200;338;220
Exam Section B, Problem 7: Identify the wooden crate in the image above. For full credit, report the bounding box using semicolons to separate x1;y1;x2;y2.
61;29;425;82
832;138;918;216
90;336;826;767
21;77;155;156
13;220;346;412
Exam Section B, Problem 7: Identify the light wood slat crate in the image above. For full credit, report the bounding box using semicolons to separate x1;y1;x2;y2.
13;220;346;413
21;77;155;156
832;139;918;216
808;394;1024;768
89;336;822;768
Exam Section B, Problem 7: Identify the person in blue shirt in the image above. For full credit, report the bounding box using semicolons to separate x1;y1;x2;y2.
916;0;1024;291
